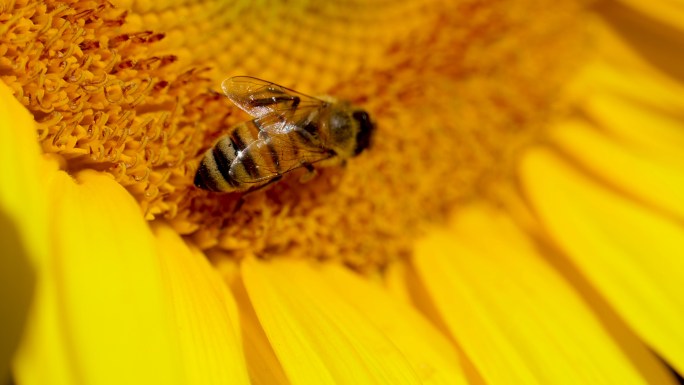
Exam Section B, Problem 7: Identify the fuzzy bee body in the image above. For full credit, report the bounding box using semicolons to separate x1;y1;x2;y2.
194;76;375;193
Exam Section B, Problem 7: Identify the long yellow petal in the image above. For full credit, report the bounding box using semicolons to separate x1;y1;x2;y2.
318;263;470;385
583;93;684;171
152;223;250;385
589;14;684;84
0;209;34;380
383;261;415;304
0;81;49;381
607;0;684;47
15;171;185;385
521;148;684;374
0;81;49;262
575;61;684;117
241;257;422;385
224;260;291;385
413;204;671;385
551;119;684;220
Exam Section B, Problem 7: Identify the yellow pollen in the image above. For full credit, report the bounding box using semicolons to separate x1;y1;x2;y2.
0;0;228;218
3;0;587;272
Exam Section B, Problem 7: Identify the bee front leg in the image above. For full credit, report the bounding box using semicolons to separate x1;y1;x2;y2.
299;162;318;183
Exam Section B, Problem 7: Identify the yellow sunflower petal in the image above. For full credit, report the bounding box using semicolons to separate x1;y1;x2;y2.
14;171;185;385
384;261;414;304
0;81;48;262
318;263;470;385
521;148;684;374
0;81;48;381
224;262;291;385
583;92;684;171
576;61;684;117
0;209;34;380
241;257;422;385
551;119;684;220
152;223;250;385
413;204;669;384
606;0;684;50
590;13;684;85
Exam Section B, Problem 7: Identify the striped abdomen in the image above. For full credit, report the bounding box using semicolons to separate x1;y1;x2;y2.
194;120;282;192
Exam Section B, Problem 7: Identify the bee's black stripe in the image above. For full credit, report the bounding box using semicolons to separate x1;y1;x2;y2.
211;145;238;187
260;131;281;173
194;162;222;192
229;129;246;150
230;130;259;178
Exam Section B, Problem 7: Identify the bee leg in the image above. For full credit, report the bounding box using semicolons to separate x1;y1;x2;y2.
303;162;315;173
299;162;317;183
233;196;246;213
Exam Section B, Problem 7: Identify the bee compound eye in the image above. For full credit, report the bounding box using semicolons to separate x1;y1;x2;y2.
352;110;374;155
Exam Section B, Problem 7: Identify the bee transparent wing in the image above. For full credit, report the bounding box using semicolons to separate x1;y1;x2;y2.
222;76;326;121
228;130;333;184
252;104;323;135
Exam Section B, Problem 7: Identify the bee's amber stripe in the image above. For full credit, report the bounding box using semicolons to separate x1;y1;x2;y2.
289;129;312;157
259;130;281;173
246;120;283;175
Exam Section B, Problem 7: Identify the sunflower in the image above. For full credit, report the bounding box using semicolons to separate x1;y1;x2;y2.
2;0;684;383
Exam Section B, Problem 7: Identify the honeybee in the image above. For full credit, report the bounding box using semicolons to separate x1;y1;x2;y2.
194;76;375;193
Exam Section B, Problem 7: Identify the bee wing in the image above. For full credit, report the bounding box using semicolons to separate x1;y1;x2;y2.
222;76;326;121
252;103;324;135
228;131;333;184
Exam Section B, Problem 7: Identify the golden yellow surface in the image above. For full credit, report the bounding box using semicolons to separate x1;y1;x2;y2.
5;0;684;383
1;0;586;270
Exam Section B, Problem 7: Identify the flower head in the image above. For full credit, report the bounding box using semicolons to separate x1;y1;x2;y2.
2;0;684;383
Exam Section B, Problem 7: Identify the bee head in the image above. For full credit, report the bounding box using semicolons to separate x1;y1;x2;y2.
351;109;374;156
324;104;375;159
